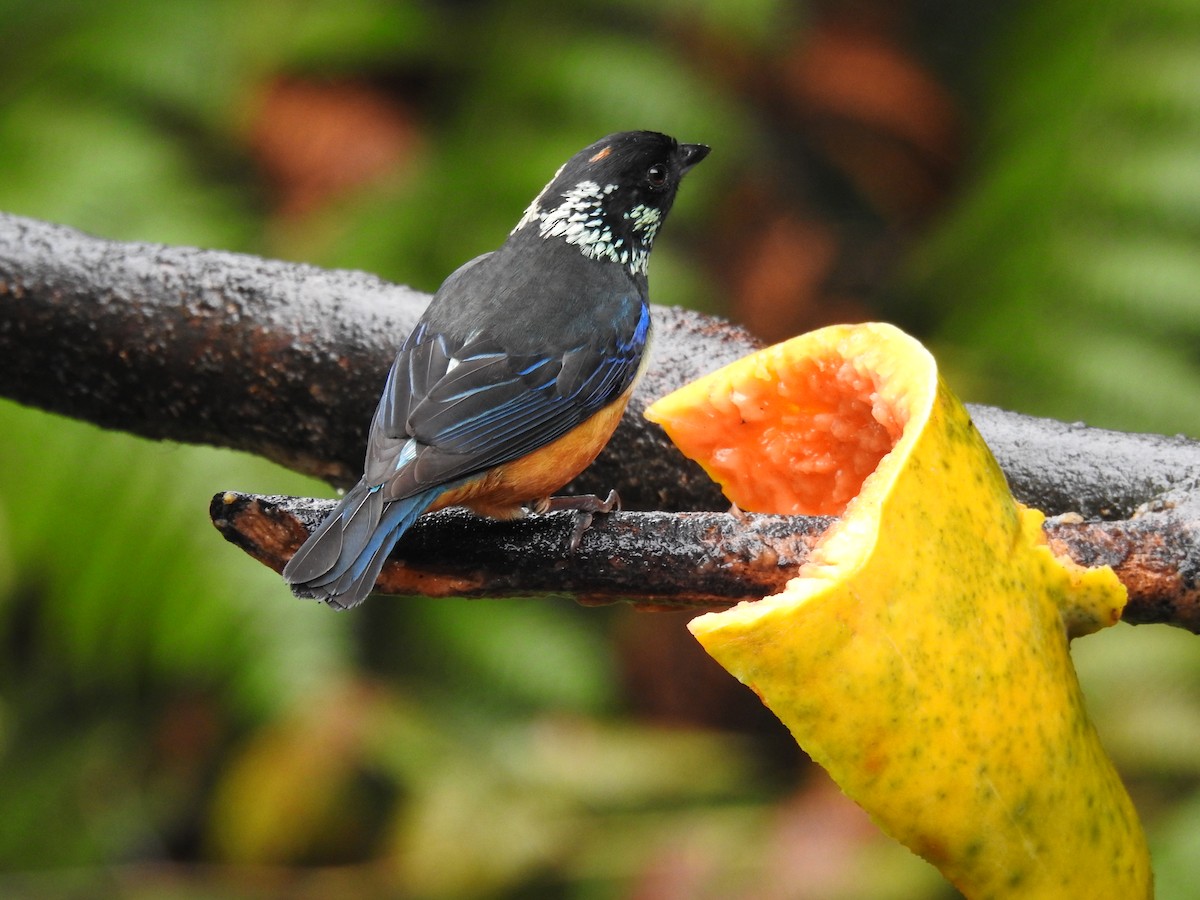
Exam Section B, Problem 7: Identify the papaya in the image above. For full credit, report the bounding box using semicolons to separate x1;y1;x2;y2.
645;323;1150;899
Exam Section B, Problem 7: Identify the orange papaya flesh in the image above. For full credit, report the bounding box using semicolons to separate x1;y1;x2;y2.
658;348;906;517
644;323;1150;899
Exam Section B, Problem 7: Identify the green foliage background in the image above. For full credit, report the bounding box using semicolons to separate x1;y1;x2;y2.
3;1;1200;897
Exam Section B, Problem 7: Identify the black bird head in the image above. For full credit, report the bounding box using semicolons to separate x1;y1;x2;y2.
510;131;710;276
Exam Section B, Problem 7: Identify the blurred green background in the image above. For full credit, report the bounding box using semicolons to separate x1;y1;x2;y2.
3;0;1200;897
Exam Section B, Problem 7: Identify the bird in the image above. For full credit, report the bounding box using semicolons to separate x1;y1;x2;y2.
283;130;710;609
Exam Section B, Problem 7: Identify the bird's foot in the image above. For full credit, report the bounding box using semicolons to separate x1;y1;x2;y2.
534;489;621;550
728;501;753;523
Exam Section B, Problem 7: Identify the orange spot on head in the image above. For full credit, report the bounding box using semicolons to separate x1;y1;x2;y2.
589;146;613;163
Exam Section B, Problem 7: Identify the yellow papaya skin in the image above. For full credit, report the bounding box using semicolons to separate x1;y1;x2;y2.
645;323;1151;899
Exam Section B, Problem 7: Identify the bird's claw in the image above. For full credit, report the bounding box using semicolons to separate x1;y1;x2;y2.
537;490;621;550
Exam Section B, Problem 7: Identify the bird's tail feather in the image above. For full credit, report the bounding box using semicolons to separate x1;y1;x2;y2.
283;482;444;609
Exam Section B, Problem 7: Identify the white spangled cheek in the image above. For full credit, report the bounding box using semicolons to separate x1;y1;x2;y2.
522;178;661;276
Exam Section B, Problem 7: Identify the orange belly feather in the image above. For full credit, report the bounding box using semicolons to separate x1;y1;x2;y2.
428;386;633;519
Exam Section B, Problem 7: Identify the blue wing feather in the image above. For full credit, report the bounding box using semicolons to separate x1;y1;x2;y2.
364;300;648;494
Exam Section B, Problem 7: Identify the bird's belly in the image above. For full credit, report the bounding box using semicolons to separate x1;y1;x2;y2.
432;390;632;519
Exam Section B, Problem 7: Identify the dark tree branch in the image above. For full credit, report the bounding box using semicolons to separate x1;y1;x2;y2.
5;211;1200;629
210;492;1200;632
0;211;740;510
209;493;830;611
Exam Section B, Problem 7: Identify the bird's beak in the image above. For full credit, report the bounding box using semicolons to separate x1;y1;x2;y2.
678;143;711;174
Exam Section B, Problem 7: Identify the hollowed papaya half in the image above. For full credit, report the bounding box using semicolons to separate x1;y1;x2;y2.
645;323;1150;899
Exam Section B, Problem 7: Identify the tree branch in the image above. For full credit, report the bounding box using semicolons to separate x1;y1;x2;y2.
5;211;1200;629
210;492;1200;632
0;211;741;510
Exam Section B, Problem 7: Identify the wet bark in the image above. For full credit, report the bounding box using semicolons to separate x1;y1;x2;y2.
4;211;1200;629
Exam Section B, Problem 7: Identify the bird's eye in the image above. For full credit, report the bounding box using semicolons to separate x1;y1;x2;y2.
646;164;668;189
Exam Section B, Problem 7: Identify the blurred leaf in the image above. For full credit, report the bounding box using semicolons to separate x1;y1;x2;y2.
44;0;250;122
379;713;762;897
597;0;803;46
905;0;1200;436
314;3;742;311
393;760;577;897
209;684;376;864
1072;624;1200;777
252;0;437;70
0;89;256;248
1151;790;1200;900
407;599;619;716
0;401;354;868
491;716;758;805
0;400;349;717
